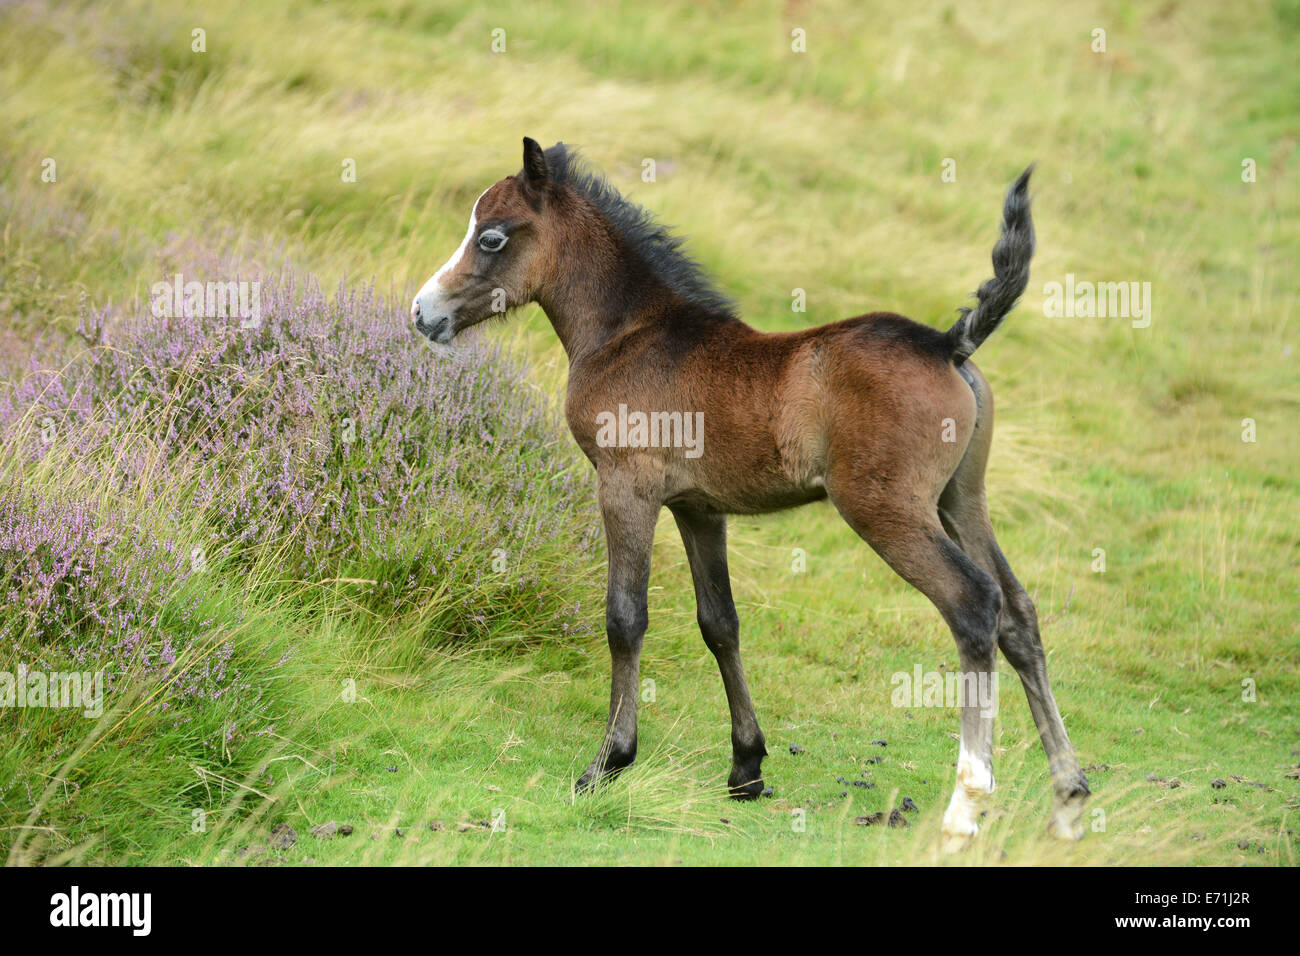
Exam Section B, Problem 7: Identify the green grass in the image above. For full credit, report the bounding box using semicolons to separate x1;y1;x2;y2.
1;0;1296;865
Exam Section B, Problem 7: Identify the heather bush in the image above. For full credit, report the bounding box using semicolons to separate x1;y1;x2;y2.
0;486;280;749
0;263;599;859
2;266;596;583
1;258;599;658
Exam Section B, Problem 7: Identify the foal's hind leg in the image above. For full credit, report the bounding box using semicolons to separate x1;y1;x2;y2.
936;364;1089;838
938;483;1090;839
671;506;768;799
830;490;1002;851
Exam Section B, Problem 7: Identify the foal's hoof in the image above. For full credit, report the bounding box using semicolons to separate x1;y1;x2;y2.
575;754;633;794
727;761;767;800
575;768;619;794
1047;802;1087;841
940;817;981;854
728;777;766;801
1046;775;1090;840
940;829;978;854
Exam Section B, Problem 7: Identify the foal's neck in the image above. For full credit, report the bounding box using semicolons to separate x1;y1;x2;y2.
534;205;734;365
534;239;661;364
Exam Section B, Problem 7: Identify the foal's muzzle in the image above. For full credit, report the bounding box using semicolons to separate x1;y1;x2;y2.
411;298;454;344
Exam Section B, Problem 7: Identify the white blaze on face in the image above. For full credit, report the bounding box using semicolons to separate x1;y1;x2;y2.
412;186;490;322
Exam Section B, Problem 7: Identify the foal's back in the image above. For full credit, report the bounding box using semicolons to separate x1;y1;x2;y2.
565;306;980;516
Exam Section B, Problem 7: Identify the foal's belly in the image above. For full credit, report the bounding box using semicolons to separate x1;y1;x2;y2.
664;473;828;515
657;400;830;515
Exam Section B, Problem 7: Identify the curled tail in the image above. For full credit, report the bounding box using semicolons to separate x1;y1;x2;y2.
946;165;1035;365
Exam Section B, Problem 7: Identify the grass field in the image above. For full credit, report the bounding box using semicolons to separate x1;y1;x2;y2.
0;0;1296;866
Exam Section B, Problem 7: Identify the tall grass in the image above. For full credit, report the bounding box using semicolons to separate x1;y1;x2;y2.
0;244;599;862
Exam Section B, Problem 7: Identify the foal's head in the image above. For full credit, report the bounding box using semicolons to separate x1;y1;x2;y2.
411;137;559;344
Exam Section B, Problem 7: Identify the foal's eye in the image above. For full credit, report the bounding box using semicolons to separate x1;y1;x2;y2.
478;230;507;252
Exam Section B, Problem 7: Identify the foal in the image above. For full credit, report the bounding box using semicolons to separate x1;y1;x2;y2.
412;138;1090;847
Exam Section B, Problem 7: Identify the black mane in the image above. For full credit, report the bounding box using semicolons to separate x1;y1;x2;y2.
541;143;738;319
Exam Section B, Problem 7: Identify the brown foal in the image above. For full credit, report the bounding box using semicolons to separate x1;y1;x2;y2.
412;138;1090;848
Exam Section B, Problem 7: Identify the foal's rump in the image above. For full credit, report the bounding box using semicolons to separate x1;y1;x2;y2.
785;164;1035;507
773;313;981;508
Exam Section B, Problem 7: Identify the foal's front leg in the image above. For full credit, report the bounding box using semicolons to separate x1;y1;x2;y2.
575;475;660;792
671;506;768;799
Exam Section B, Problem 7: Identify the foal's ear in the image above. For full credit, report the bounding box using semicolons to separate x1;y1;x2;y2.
522;136;549;189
